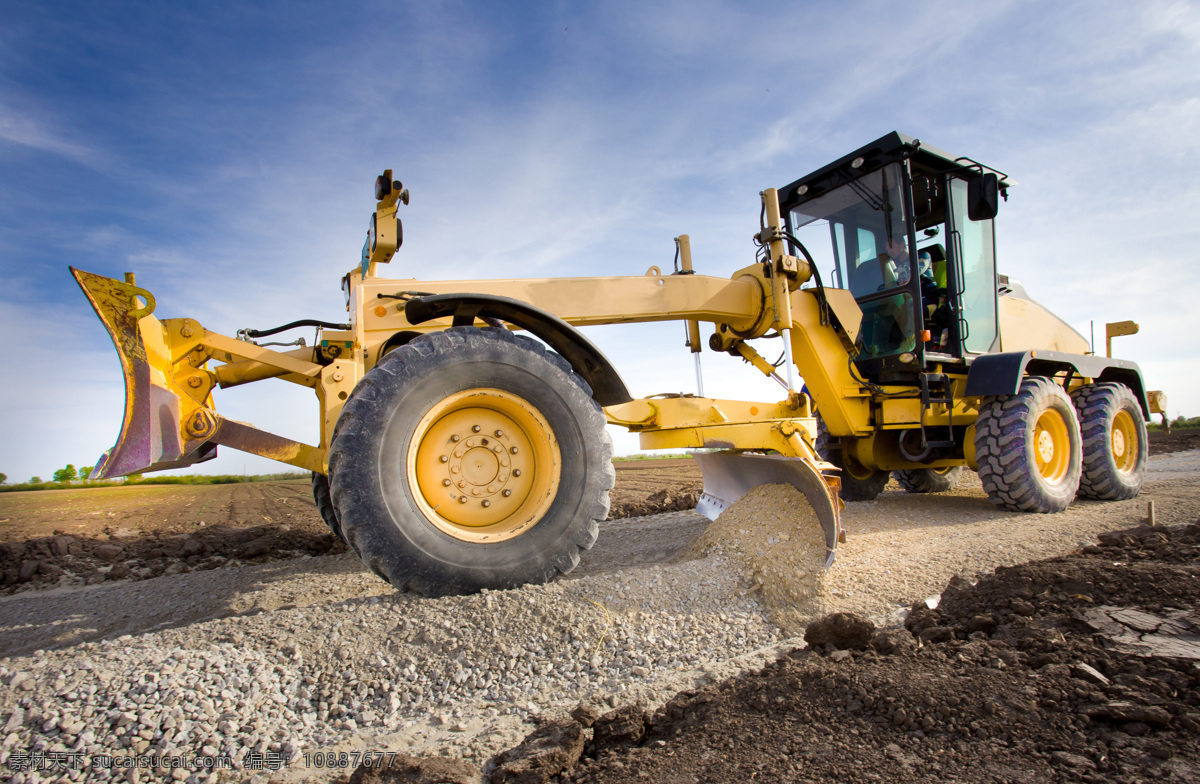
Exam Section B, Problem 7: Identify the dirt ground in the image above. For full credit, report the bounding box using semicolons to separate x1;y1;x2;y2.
0;482;344;593
0;460;702;595
604;459;701;519
0;431;1189;594
1148;428;1200;455
556;520;1200;784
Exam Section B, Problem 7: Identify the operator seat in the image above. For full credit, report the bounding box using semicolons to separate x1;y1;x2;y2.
848;256;889;297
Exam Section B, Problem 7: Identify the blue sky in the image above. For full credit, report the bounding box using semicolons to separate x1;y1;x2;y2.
1;0;1197;481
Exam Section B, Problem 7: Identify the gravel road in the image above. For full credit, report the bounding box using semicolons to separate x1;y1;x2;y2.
1;451;1197;783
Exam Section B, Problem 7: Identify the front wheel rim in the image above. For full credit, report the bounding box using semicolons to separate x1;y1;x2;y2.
408;389;561;543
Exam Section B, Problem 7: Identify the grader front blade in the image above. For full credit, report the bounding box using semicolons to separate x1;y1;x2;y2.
692;452;843;567
71;267;218;479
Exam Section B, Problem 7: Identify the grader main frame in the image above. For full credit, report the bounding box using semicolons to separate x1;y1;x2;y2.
73;132;1159;596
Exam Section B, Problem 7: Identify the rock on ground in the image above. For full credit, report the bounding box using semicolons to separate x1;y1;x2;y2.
803;612;876;650
488;719;584;784
349;753;482;784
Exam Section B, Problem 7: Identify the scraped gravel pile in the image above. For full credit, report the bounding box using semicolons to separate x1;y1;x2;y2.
683;484;827;633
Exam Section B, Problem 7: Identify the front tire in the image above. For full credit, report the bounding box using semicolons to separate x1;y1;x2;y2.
328;327;613;596
815;416;890;502
1071;383;1147;500
894;466;964;494
975;376;1082;513
311;472;345;543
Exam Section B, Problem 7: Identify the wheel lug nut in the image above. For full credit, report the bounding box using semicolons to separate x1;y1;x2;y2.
481;500;490;508
502;489;512;497
510;446;519;454
495;429;504;437
513;469;522;477
439;455;449;463
442;479;451;487
450;434;460;443
472;425;481;433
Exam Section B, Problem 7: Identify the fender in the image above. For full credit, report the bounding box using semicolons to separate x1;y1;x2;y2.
405;293;634;406
965;350;1149;417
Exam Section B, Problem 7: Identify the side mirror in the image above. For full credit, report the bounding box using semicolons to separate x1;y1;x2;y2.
968;173;999;221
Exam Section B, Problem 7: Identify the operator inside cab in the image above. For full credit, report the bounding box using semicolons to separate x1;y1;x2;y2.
783;134;1003;382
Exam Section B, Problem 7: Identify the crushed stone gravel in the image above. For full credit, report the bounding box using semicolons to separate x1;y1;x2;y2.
0;451;1196;783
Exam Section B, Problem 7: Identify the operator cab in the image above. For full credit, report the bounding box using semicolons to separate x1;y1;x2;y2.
781;132;1010;384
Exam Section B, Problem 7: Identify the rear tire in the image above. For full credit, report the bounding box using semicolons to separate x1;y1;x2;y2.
1071;383;1147;500
311;472;346;543
328;327;613;596
975;376;1082;513
815;416;890;502
894;466;964;494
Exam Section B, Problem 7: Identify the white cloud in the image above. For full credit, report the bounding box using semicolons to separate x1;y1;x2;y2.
0;103;95;163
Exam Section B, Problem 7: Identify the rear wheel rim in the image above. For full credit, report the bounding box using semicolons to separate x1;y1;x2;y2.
1111;409;1138;475
1033;408;1071;485
408;389;561;543
843;456;876;481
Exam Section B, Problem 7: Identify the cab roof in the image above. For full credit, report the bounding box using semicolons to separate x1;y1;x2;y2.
779;131;1013;213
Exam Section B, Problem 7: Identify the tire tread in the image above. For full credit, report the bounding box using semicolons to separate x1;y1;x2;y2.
894;466;964;494
1071;382;1146;501
328;327;612;596
975;376;1081;513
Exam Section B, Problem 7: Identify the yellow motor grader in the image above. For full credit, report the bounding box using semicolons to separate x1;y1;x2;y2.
73;132;1163;596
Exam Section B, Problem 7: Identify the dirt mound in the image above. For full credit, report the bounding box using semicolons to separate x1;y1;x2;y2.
546;520;1200;783
683;484;828;633
608;488;701;519
804;612;875;650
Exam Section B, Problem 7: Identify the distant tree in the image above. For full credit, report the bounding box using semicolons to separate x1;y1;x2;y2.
0;473;6;485
126;472;143;482
79;466;93;481
29;477;42;484
52;464;78;483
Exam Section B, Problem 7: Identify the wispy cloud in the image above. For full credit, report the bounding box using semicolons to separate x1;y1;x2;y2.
0;103;95;163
